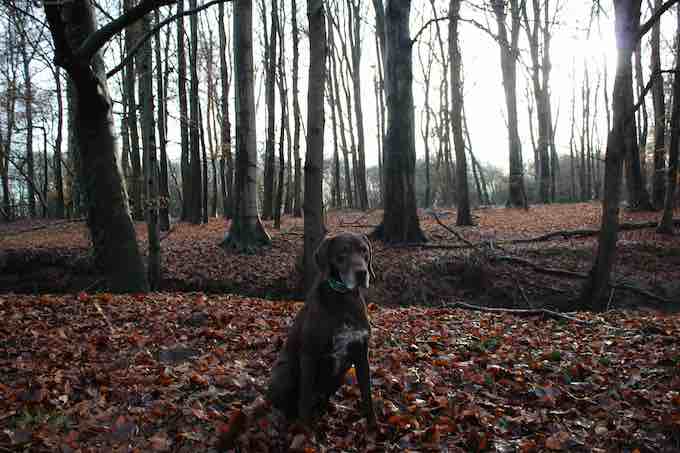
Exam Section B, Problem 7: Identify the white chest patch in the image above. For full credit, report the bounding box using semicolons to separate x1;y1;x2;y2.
331;324;369;374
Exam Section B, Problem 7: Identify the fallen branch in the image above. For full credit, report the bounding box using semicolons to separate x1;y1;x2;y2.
492;255;672;305
429;211;475;247
507;218;680;245
444;301;591;325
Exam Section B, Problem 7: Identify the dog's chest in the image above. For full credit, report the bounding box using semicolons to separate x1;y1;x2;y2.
329;323;368;374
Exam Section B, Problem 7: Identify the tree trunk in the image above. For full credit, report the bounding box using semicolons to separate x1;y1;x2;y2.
373;0;425;243
219;1;233;218
291;0;303;217
651;0;666;209
200;102;209;224
155;10;170;231
54;67;65;219
580;0;640;309
177;0;191;221
138;13;161;289
188;0;202;224
222;0;271;250
449;0;472;225
493;0;527;208
330;34;353;208
262;0;278;220
124;1;143;221
304;0;327;291
44;0;148;292
348;0;368;210
21;33;35;217
418;40;433;209
658;4;680;234
328;41;341;208
66;77;83;217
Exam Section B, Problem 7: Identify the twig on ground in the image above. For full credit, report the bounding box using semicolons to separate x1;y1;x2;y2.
93;301;115;335
444;301;592;325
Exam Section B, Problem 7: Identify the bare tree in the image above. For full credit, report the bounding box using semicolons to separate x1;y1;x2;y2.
492;0;527;208
262;0;278;220
43;0;156;291
449;0;472;225
658;4;680;234
650;0;666;208
304;0;327;290
292;0;303;217
373;0;425;243
222;0;271;250
219;1;233;218
155;10;170;231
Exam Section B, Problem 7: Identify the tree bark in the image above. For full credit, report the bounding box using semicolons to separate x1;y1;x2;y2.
651;0;666;209
188;0;202;224
262;0;278;220
449;0;472;225
54;67;66;219
373;0;425;243
222;0;270;250
155;10;170;231
20;27;35;218
44;0;148;292
124;0;143;221
219;1;233;218
292;0;303;217
580;0;640;309
492;0;527;208
658;4;680;234
274;4;287;229
348;0;369;209
138;12;161;289
177;0;191;221
304;0;327;291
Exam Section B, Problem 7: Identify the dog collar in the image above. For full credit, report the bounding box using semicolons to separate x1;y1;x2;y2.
326;278;351;294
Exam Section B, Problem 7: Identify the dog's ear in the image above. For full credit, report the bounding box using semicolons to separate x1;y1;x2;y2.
362;234;375;280
315;236;333;275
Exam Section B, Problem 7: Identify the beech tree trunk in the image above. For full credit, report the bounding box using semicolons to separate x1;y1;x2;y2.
222;0;270;250
492;0;527;208
262;0;278;220
304;0;327;291
54;67;65;219
177;0;191;221
188;0;202;224
155;10;170;232
348;0;369;209
138;13;160;289
124;1;143;221
581;0;640;309
219;1;233;218
292;0;303;217
658;5;680;234
21;47;35;217
449;0;472;225
651;0;666;209
44;0;148;292
373;0;425;243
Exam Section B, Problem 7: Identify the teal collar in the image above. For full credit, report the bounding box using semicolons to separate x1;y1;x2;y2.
327;277;352;294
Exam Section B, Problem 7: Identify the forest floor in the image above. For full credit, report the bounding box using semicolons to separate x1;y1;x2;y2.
2;293;680;451
1;202;679;310
2;203;680;451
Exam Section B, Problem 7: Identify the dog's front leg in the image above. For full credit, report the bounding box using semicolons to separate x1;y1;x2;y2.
297;353;317;426
355;343;377;429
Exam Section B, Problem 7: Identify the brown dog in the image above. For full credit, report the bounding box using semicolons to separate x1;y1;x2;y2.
267;232;377;430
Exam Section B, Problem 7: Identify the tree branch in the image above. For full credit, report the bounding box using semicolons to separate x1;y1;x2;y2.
75;0;177;61
638;0;680;42
106;0;230;79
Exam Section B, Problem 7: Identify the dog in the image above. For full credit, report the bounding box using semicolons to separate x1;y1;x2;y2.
266;232;378;431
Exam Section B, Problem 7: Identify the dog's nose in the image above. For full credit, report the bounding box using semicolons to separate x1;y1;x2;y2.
356;270;367;282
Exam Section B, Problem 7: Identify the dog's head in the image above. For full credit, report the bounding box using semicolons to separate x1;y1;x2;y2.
315;233;375;290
